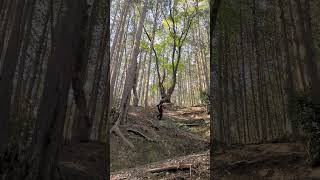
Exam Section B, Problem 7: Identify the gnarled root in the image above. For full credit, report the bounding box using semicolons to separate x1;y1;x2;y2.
111;125;134;148
127;128;155;142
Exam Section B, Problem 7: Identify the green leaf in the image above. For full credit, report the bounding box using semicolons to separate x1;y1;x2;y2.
151;83;158;93
198;0;209;11
140;40;149;51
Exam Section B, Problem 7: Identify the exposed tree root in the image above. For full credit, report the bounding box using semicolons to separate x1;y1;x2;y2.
147;163;192;173
127;128;155;142
111;125;134;148
120;124;159;138
182;123;203;127
164;117;208;142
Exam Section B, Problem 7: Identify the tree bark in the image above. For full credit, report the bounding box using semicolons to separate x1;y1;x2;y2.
25;1;88;179
279;0;294;134
144;0;160;107
0;0;26;152
12;0;36;117
210;0;222;156
111;0;149;147
296;0;320;105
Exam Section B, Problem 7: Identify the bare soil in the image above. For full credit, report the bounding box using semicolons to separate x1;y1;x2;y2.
111;151;210;180
56;106;320;180
110;106;210;179
59;142;106;180
213;142;318;180
111;141;320;180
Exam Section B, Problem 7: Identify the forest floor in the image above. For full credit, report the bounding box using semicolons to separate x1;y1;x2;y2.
110;105;210;179
110;105;320;180
54;106;320;180
214;142;320;180
59;142;106;180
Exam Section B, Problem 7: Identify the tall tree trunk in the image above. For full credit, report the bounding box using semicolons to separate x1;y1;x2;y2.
289;0;306;91
12;0;36;117
0;0;14;63
26;0;88;179
111;0;149;148
86;16;109;134
0;0;26;152
239;6;249;143
279;0;294;134
223;33;231;143
138;53;147;106
111;0;129;60
110;13;130;98
296;0;320;105
25;8;50;103
98;1;110;176
302;0;320;166
111;30;128;98
252;0;265;140
216;31;224;143
132;53;143;106
246;19;259;142
70;0;102;142
210;0;222;152
144;0;160;107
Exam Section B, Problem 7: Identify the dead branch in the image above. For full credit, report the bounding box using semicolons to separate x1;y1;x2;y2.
147;163;192;173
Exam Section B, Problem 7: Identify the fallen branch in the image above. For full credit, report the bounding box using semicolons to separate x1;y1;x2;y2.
147;164;192;173
127;128;155;142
